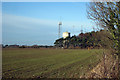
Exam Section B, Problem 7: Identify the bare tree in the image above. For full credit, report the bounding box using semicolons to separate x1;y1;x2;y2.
87;2;120;54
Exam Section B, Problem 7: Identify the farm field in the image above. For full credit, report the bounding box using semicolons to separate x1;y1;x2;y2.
2;48;104;78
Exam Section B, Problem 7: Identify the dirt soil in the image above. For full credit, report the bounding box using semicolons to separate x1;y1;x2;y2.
80;50;119;79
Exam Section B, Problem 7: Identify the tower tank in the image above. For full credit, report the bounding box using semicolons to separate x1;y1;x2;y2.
62;32;70;39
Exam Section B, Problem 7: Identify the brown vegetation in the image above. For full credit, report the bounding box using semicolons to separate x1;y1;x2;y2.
81;49;118;79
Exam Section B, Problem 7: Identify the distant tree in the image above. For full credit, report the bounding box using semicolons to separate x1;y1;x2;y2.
19;45;25;48
5;45;8;48
54;38;63;47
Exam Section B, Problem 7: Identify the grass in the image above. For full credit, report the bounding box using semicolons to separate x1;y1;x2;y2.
2;48;103;78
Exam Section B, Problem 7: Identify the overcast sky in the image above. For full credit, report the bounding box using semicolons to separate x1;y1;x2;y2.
2;2;97;46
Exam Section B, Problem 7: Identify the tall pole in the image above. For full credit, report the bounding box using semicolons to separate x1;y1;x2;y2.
93;26;95;32
81;25;83;33
59;24;60;38
73;25;75;36
58;22;62;38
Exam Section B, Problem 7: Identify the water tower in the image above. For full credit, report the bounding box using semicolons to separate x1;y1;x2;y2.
62;32;70;39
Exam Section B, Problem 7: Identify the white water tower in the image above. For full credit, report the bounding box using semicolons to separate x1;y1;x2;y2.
62;32;70;39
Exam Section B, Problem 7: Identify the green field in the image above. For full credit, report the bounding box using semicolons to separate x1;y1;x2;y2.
2;48;103;78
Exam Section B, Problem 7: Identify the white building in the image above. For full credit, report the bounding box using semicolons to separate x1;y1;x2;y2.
62;32;70;39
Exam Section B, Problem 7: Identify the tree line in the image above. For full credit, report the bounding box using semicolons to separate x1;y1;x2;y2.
54;30;113;49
